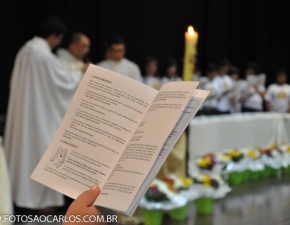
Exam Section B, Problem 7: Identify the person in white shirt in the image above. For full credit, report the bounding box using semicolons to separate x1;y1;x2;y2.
97;36;142;82
241;62;265;112
4;16;86;211
193;67;208;89
228;66;246;113
143;56;160;90
201;64;221;115
161;58;182;85
265;69;290;113
215;58;233;114
57;32;90;73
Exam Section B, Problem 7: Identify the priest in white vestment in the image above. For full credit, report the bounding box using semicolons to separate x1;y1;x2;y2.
4;16;85;210
97;36;142;82
57;32;90;73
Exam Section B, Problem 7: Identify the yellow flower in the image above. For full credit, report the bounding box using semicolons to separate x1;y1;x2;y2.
202;175;211;187
247;149;257;159
197;157;211;167
286;146;290;153
180;178;193;188
229;150;242;157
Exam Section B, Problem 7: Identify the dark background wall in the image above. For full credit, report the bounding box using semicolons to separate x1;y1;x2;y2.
1;0;290;115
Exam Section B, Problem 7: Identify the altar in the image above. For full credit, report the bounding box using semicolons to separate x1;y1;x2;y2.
188;113;290;163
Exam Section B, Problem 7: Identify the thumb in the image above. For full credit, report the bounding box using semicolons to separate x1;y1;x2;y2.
76;185;101;207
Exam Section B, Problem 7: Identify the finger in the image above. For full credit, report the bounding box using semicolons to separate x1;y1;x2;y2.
75;185;101;207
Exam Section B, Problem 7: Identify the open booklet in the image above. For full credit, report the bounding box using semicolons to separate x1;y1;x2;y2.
31;64;209;216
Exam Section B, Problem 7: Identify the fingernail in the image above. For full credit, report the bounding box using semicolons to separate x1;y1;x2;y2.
91;185;99;191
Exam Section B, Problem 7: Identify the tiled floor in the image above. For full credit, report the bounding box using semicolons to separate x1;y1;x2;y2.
14;176;290;225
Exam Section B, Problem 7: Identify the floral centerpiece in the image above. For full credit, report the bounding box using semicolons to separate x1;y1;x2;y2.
145;184;172;202
162;175;193;191
190;173;231;214
160;175;193;220
140;179;187;225
191;153;228;176
197;154;216;172
258;146;283;177
277;144;290;174
242;148;264;180
220;149;247;185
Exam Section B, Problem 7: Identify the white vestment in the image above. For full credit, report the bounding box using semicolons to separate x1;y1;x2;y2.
97;58;142;82
4;37;82;209
56;48;85;72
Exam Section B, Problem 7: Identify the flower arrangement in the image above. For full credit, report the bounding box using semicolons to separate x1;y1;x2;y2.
140;178;188;224
247;148;261;160
240;148;264;180
257;145;283;177
226;149;244;162
190;173;231;214
192;174;219;189
219;149;247;185
258;145;282;157
161;175;193;192
197;153;216;171
277;144;290;174
145;179;175;202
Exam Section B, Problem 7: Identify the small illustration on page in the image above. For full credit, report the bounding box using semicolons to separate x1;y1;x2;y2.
50;147;67;168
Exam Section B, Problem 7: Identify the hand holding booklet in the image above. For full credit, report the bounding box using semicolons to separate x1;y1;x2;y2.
31;64;209;216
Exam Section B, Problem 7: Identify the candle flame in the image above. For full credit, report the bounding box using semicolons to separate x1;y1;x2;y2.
188;26;194;36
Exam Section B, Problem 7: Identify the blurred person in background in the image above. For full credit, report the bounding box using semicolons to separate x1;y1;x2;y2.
98;36;142;82
200;63;221;115
228;66;247;113
57;32;90;73
265;68;290;113
193;67;202;81
241;62;265;112
215;58;233;114
161;58;182;85
193;67;208;89
4;16;87;211
143;56;160;90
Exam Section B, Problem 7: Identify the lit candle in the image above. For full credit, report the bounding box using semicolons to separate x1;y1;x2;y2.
182;26;198;81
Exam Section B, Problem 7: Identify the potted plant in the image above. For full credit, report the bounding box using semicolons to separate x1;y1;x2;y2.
140;179;187;225
162;175;193;220
191;174;231;214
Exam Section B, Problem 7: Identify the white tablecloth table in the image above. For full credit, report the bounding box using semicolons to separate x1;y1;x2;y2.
0;137;13;225
188;113;290;163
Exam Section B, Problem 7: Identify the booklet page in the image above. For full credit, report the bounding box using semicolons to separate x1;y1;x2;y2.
96;82;198;212
128;89;209;215
31;65;158;200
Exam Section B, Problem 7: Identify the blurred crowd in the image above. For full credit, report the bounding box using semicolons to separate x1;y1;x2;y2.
141;57;290;115
142;58;290;115
58;31;290;116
